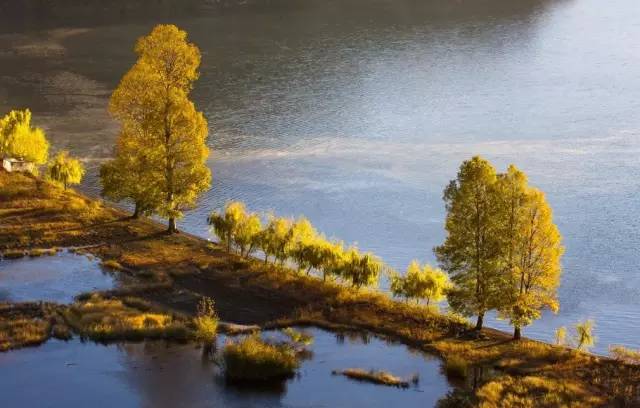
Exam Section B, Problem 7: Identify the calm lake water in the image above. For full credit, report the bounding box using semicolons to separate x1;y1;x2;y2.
1;0;639;353
0;328;451;407
0;251;116;303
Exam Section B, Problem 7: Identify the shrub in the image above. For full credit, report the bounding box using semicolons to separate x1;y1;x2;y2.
222;334;300;381
194;297;218;342
282;327;313;346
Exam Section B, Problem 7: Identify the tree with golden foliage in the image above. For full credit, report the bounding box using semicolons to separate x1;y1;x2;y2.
208;201;262;256
46;151;85;190
435;156;503;330
496;165;563;339
391;260;450;306
0;109;49;166
104;24;210;232
100;126;163;218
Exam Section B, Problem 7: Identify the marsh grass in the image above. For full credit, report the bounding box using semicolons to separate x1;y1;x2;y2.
332;368;417;388
2;249;26;259
194;297;218;342
28;248;58;257
0;303;67;351
444;355;469;380
222;334;300;382
64;294;190;341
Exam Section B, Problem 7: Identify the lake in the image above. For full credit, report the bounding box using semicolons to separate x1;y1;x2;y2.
0;0;639;353
0;328;452;407
0;251;117;303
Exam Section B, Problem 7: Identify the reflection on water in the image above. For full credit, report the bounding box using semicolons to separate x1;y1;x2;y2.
0;251;116;303
0;328;451;407
1;0;640;352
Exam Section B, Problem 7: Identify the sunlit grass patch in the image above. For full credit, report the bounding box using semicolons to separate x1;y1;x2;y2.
28;248;58;257
222;334;300;382
0;303;66;351
64;294;190;341
609;345;640;365
332;368;417;388
476;375;602;408
101;259;124;270
2;249;27;259
0;317;49;351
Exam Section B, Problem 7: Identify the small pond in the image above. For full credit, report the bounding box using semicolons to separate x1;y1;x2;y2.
0;250;117;303
0;327;452;407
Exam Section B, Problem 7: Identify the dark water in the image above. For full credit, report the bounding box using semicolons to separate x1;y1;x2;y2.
0;251;116;303
1;0;640;353
0;328;451;407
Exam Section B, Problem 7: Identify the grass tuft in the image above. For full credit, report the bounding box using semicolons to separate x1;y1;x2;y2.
222;334;300;382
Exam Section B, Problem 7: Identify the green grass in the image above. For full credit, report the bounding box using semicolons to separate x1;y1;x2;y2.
222;334;300;382
332;368;417;388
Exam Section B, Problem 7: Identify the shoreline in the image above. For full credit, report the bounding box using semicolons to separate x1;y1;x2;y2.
1;170;638;406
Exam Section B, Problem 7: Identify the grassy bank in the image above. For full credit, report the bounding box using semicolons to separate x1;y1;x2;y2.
1;171;639;406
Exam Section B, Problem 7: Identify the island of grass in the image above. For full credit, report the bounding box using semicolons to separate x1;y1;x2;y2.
1;171;640;406
222;334;300;382
332;368;417;388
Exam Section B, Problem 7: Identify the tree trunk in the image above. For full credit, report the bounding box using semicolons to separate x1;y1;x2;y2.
167;217;177;233
132;203;141;219
513;326;521;340
475;313;484;331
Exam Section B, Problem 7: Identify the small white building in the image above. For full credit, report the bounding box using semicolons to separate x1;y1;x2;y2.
2;157;35;173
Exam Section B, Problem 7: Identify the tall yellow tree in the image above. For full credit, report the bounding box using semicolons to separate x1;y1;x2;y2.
435;156;503;330
0;109;49;166
496;167;563;339
105;24;210;232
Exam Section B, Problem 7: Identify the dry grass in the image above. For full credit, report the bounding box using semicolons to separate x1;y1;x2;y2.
63;294;190;341
0;303;68;351
222;334;300;382
332;368;417;388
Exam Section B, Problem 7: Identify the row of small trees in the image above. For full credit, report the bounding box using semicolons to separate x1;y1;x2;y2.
208;202;452;300
207;202;385;288
0;109;85;189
